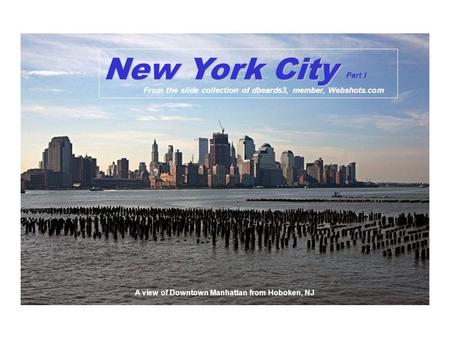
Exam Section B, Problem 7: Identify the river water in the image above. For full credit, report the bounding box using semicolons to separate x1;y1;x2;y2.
21;187;429;305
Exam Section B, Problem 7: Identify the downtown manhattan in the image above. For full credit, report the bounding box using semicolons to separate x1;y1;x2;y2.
21;127;359;190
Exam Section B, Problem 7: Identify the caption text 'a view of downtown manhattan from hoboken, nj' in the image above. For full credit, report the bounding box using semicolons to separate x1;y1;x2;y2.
23;122;399;191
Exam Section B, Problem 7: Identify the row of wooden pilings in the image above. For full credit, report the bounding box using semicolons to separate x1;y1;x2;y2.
21;206;429;259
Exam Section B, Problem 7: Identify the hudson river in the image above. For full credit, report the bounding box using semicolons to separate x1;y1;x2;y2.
21;187;429;304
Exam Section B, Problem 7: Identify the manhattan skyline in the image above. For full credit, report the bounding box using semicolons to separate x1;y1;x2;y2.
21;34;429;182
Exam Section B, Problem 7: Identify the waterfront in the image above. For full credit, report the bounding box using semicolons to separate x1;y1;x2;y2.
22;187;429;214
21;187;429;305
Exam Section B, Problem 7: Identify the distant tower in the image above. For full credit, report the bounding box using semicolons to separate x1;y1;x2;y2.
198;137;208;164
314;158;324;184
151;139;159;163
237;135;255;160
47;136;73;187
347;162;357;184
230;142;237;166
165;145;174;164
117;158;129;178
138;162;147;173
41;148;49;170
210;132;231;169
280;150;295;186
174;149;183;166
293;156;304;171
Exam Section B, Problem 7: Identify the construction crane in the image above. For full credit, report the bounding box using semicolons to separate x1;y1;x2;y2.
218;120;225;134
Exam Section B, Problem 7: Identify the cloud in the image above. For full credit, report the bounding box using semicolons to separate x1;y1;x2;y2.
145;102;194;112
22;104;111;120
136;115;202;122
328;111;429;133
130;102;199;121
21;70;84;78
394;89;416;103
373;112;428;132
381;34;428;51
30;87;65;93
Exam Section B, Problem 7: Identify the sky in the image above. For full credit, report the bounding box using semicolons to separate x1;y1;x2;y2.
21;34;429;183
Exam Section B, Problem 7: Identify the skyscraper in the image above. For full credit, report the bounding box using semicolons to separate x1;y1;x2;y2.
347;162;357;184
72;155;82;183
198;138;208;165
324;164;338;184
174;149;183;166
338;165;347;185
293;155;305;182
254;143;276;169
80;155;97;186
165;145;174;164
47;136;73;187
107;161;118;177
151;139;159;164
293;155;304;171
169;149;184;187
280;150;295;186
230;142;237;166
237;135;255;160
117;158;129;178
138;162;147;173
314;158;324;184
209;132;231;170
41;148;48;170
253;143;283;187
306;160;324;184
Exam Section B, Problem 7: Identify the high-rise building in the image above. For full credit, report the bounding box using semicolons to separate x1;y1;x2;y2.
165;145;174;164
151;139;159;164
72;155;82;183
174;149;183;166
169;149;184;187
138;162;147;173
208;165;226;187
80;155;97;187
347;162;357;184
314;158;324;183
293;155;305;182
198;138;208;165
294;156;304;171
41;148;48;170
254;143;276;170
253;143;283;187
280;150;295;186
306;162;321;184
237;135;255;160
107;161;118;177
324;164;338;185
237;156;254;177
184;162;207;187
209;132;231;170
47;136;73;187
338;165;347;185
230;142;237;166
117;158;129;178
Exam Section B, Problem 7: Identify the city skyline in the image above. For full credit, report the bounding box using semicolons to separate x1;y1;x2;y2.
21;34;429;182
23;133;362;190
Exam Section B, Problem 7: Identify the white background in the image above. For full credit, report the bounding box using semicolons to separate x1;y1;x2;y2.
1;1;448;337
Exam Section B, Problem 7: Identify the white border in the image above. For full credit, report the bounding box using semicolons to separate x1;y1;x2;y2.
4;0;446;336
97;48;399;99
